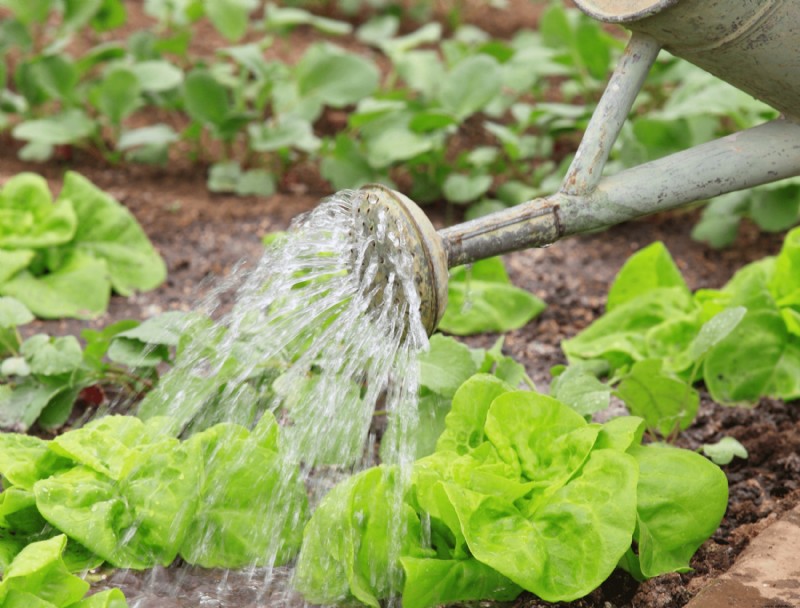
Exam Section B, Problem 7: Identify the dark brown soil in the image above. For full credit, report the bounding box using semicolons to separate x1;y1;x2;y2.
2;1;799;606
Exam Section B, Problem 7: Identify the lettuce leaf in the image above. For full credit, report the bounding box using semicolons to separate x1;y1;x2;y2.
563;228;800;403
0;174;76;250
0;535;127;608
56;172;166;296
0;413;306;572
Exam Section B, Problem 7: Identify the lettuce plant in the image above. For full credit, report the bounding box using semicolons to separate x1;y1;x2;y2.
0;413;308;572
563;227;800;405
295;375;728;607
0;535;127;608
0;173;166;319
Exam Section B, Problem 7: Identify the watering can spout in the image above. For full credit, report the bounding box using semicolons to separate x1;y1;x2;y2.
358;0;800;336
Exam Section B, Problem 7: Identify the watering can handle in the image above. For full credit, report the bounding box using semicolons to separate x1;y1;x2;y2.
438;29;800;268
561;34;661;196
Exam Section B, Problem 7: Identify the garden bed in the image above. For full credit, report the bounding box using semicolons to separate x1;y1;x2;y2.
2;150;798;608
2;0;799;605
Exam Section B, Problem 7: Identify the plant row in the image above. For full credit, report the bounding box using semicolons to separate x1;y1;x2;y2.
8;222;800;603
1;1;796;236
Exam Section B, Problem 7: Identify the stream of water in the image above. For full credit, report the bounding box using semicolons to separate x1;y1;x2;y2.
97;190;429;606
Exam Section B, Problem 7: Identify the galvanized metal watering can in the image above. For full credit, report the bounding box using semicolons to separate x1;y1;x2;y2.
358;0;800;335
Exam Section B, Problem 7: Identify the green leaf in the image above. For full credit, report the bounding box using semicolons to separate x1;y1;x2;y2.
691;191;749;249
0;535;89;606
180;418;308;567
393;50;444;99
436;374;513;456
770;225;800;300
750;186;800;232
615;359;699;437
117;124;179;150
0;432;70;489
36;417;199;568
702;436;748;465
0;173;77;249
89;0;126;31
203;0;256;42
549;363;611;417
247;116;319;153
575;20;611;80
20;334;82;375
439;55;502;119
439;258;546;336
485;390;595;484
295;44;379;108
401;556;521;608
0;297;34;328
36;385;81;430
320;135;377;190
0;250;36;283
12;109;96;146
62;0;103;33
183;69;230;127
562;287;696;372
71;588;128;608
356;15;399;47
57;171;166;296
264;4;352;36
0;251;110;319
418;335;479;398
1;357;30;377
15;55;77;104
606;242;689;312
207;161;241;193
446;448;638;602
631;444;728;577
363;123;434;168
295;466;425;607
0;0;53;25
688;306;747;362
93;68;141;124
128;60;183;92
442;173;492;205
235;169;276;197
701;262;798;402
0;379;73;431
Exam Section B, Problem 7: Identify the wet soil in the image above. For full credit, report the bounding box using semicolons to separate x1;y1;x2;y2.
2;1;799;606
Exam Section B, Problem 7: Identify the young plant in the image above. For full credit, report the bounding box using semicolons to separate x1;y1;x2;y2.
296;374;728;607
0;301;183;432
562;229;800;408
0;412;307;570
0;172;166;319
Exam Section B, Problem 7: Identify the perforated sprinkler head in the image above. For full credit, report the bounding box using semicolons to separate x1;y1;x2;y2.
354;185;448;337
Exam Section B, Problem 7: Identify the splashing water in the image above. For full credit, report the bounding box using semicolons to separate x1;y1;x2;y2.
101;190;429;606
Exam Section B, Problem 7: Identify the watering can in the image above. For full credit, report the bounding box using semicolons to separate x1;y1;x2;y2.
355;0;800;335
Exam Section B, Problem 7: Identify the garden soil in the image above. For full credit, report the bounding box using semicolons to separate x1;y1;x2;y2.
2;1;799;606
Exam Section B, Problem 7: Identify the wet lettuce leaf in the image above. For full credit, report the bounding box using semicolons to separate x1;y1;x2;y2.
297;375;728;606
180;416;308;568
0;534;127;607
294;466;430;608
0;413;308;572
